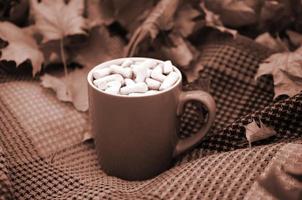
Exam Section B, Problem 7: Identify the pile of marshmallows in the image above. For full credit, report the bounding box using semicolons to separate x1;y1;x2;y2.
92;59;180;96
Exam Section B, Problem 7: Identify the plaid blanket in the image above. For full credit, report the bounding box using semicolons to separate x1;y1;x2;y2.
0;33;301;200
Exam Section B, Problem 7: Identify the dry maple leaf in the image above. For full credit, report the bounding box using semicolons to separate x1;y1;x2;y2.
41;26;124;112
0;21;44;75
205;0;257;27
70;26;125;68
255;32;288;52
255;46;302;98
183;60;206;83
259;0;292;33
244;120;276;148
160;32;196;69
200;2;237;38
85;0;112;28
125;0;180;56
93;0;154;32
41;69;88;112
30;0;87;43
40;41;71;65
110;0;155;33
174;3;201;38
287;30;302;47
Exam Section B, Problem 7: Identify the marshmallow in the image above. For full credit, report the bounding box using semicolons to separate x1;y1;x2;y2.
146;78;161;90
110;64;132;78
151;65;166;82
125;78;135;86
159;72;179;91
133;64;149;83
140;59;158;69
93;68;111;79
163;61;174;74
92;59;180;96
121;59;133;68
147;69;152;78
120;82;148;95
93;74;124;89
105;81;122;94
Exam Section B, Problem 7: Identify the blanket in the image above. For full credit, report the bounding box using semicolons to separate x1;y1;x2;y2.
0;33;301;200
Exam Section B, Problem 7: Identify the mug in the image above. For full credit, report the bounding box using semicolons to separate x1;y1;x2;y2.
87;57;216;180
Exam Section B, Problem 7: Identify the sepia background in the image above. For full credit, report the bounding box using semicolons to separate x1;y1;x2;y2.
0;0;302;199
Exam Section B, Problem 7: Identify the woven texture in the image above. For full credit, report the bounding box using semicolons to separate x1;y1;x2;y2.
245;143;302;200
0;33;302;200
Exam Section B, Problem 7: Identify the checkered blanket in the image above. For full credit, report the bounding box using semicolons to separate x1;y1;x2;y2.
0;32;301;200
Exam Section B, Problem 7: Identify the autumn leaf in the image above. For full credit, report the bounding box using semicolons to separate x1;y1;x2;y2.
85;0;113;28
40;41;71;65
244;120;276;147
40;26;124;111
21;25;67;65
205;0;257;27
125;0;180;56
110;0;154;33
160;32;197;69
183;61;205;83
0;21;44;75
259;0;292;33
255;32;288;52
41;69;88;112
41;74;71;102
30;0;88;43
287;30;302;47
200;2;237;38
255;46;302;98
70;26;125;68
174;3;201;37
91;0;154;32
0;0;29;26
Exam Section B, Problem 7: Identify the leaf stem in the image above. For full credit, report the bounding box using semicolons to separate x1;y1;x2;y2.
60;37;68;78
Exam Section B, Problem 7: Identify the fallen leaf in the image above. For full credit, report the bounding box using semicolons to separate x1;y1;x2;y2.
205;0;257;27
259;0;292;33
30;0;88;43
85;0;137;28
70;26;125;68
255;32;288;52
92;0;153;32
21;25;68;65
85;0;111;27
244;120;276;147
125;0;181;56
287;30;302;47
82;123;93;142
40;26;124;111
200;2;237;38
41;69;88;112
1;0;30;26
22;25;39;38
183;61;205;83
161;32;196;69
174;3;201;37
111;0;154;33
41;73;71;102
255;46;302;98
185;76;211;92
0;21;44;75
91;0;115;26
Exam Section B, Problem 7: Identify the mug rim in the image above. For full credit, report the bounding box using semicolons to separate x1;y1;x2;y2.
87;57;182;98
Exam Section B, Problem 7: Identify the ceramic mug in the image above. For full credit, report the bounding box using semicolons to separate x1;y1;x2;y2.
87;57;216;180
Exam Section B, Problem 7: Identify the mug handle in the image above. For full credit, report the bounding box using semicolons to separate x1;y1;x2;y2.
173;90;216;157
